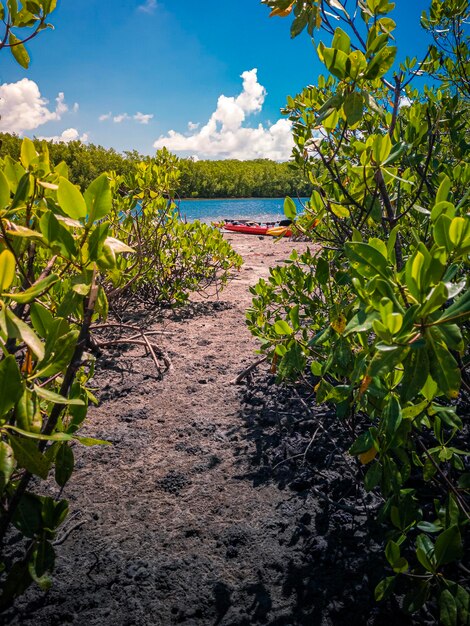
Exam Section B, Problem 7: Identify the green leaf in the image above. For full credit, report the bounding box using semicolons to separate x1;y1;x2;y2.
349;429;375;455
15;7;37;27
417;521;442;533
8;0;18;21
84;173;112;223
0;560;32;609
289;304;300;329
42;496;68;530
278;341;306;379
42;0;58;13
310;361;322;376
39;211;77;258
5;158;25;194
416;533;436;572
426;328;460;399
421;374;438;402
436;175;451;204
440;589;458;626
57;176;87;220
74;436;111;446
35;328;78;379
382;394;402;437
402;399;429;420
400;349;430;403
438;323;464;353
4;309;45;361
458;474;470;490
0;170;11;208
364;461;382;491
290;11;308;38
3;274;59;304
0;441;15;492
332;26;351;53
86;222;108;262
12;493;42;538
33;385;85;406
5;425;72;443
435;525;463;566
30;303;55;338
274;320;294;335
436;287;470;325
0;249;16;291
315;256;330;285
418;282;448;318
375;576;396;602
20;137;37;169
54;444;74;487
0;355;23;420
347;50;367;79
385;539;400;566
343;92;364;126
29;541;54;591
431;201;455;223
369;345;408;378
315;93;344;123
344;242;390;279
448;217;470;249
403;581;430;613
454;585;470;625
16;389;42;433
7;434;50;479
344;309;379;335
365;45;397;79
8;33;30;68
383;141;408;166
283;196;297;220
372;134;392;164
320;46;349;79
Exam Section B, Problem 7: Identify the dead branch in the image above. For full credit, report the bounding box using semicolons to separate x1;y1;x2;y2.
231;356;267;385
95;338;172;376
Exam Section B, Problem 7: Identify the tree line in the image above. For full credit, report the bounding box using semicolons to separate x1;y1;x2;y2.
0;133;311;198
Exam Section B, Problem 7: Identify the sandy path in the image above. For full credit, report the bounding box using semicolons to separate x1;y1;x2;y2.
5;234;419;626
7;236;326;626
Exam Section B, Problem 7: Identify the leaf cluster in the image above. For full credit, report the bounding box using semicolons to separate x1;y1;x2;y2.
0;143;242;607
250;1;470;621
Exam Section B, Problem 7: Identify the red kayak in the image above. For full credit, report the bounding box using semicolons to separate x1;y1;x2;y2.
220;221;292;237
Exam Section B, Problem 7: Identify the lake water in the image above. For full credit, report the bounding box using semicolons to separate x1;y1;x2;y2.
178;197;306;223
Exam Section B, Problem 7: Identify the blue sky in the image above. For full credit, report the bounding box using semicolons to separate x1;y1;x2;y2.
0;1;431;159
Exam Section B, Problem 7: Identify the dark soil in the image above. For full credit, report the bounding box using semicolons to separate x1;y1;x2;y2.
3;235;434;626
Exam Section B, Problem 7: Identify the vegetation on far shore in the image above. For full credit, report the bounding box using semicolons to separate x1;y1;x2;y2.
0;133;311;199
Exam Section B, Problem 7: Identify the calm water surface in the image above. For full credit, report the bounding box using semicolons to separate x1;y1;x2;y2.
178;197;306;223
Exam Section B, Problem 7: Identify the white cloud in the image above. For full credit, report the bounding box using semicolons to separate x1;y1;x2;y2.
153;69;294;160
188;121;200;131
0;78;72;133
38;128;89;144
100;111;153;124
72;102;80;113
113;113;130;123
55;92;68;116
138;0;157;14
134;112;154;124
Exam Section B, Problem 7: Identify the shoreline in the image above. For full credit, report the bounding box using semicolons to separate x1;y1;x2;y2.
179;196;308;201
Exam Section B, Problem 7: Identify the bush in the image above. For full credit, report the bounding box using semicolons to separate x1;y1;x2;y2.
248;1;470;622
